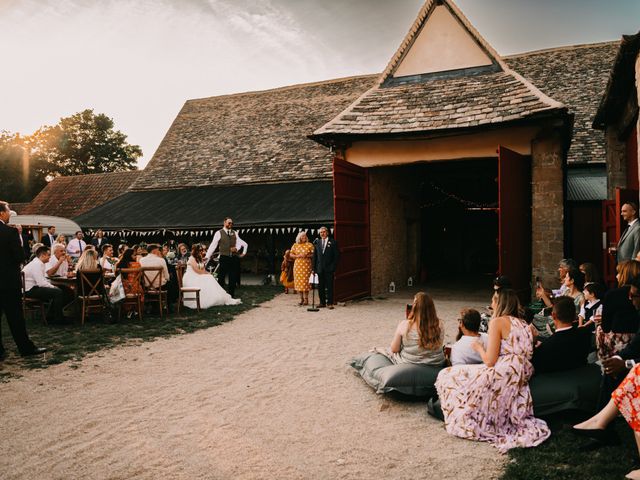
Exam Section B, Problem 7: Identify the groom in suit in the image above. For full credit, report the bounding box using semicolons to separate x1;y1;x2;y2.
313;226;340;309
609;202;640;263
0;201;46;360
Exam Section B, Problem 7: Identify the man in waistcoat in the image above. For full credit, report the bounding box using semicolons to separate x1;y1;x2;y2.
205;217;248;298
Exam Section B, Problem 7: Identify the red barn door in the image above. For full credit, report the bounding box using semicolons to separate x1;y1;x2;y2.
498;146;531;303
333;158;371;301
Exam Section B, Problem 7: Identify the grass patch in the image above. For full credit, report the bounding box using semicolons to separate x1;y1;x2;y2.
503;414;638;480
1;285;279;378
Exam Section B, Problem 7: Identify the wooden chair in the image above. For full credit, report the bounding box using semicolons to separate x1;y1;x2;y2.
141;267;168;319
21;271;48;325
118;268;143;321
77;269;106;325
176;263;200;313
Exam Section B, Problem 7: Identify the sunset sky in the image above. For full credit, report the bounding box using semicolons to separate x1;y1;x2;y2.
1;0;638;167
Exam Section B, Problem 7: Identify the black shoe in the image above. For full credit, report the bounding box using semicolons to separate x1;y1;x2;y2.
21;347;47;357
569;426;619;446
318;304;327;308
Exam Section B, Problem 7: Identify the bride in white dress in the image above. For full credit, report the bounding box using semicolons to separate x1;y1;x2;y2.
182;246;241;308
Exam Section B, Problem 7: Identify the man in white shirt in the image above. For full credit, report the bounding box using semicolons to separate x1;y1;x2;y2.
66;230;87;259
205;217;248;298
22;245;65;324
46;244;73;278
139;244;169;289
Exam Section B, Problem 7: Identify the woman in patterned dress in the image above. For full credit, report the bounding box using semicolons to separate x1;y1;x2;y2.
435;289;550;453
573;364;640;479
289;231;314;306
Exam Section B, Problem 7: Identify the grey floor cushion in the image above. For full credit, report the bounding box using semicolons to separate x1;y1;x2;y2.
350;352;444;398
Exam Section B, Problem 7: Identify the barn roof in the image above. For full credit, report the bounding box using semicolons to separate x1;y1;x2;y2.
22;171;138;219
506;41;620;163
129;75;378;192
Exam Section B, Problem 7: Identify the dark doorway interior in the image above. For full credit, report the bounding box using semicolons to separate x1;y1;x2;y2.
413;158;498;281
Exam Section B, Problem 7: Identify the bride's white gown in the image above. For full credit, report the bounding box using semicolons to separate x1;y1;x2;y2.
182;258;241;308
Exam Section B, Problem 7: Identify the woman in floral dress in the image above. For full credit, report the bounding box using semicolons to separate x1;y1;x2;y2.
435;289;550;453
289;231;314;306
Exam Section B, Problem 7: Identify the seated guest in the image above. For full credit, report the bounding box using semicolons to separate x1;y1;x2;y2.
55;234;66;247
374;291;445;366
115;247;144;314
493;275;512;292
117;243;127;256
597;260;640;361
75;249;105;295
535;268;585;337
139;244;169;289
578;282;604;331
22;245;64;324
580;262;601;285
99;244;116;272
176;243;189;264
532;297;591;374
45;243;73;278
536;259;577;308
29;242;44;262
66;231;86;260
450;308;488;366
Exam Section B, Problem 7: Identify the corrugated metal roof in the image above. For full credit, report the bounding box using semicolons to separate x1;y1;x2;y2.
567;168;607;201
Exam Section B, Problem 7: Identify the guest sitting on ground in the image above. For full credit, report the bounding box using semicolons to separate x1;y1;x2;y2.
531;297;591;374
374;291;445;366
22;245;65;324
45;243;73;278
572;361;640;479
450;308;488;366
99;244;116;272
435;289;550;453
597;260;640;363
579;282;605;331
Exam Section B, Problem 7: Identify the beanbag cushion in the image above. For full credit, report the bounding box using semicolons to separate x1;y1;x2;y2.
529;364;601;417
350;352;444;398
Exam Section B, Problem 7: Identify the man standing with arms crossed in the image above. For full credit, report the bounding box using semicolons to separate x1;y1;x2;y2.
0;201;46;360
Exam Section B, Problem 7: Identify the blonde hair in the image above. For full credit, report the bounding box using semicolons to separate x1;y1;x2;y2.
408;292;442;350
295;231;308;243
492;289;522;319
76;249;99;271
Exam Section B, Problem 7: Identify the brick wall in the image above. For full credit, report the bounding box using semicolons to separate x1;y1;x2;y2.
531;130;565;288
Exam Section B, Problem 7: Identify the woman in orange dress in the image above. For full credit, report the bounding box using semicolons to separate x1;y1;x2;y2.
573;363;640;479
115;247;144;314
289;231;314;305
280;249;295;294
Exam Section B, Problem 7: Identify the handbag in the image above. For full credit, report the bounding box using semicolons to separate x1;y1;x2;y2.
108;274;125;303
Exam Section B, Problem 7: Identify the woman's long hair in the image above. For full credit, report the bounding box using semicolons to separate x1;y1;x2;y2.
492;289;523;319
76;249;98;271
191;244;202;263
408;292;442;350
116;247;136;270
617;260;640;286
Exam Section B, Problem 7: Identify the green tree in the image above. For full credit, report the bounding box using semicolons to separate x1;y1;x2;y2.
0;131;48;202
30;109;142;177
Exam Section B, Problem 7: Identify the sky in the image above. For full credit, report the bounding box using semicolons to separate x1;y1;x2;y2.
1;0;638;168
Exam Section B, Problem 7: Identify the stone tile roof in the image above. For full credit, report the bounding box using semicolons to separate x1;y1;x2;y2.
22;171;138;219
8;202;30;214
130;75;378;191
505;41;620;164
312;70;565;138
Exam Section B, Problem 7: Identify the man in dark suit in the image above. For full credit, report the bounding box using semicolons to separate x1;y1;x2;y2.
0;201;46;360
15;224;31;258
312;226;340;309
42;225;56;248
532;297;591;373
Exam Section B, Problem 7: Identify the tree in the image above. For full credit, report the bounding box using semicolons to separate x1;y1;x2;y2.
29;109;142;177
0;131;48;202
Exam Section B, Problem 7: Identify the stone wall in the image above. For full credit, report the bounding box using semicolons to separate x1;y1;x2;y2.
531;130;566;288
369;168;408;295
